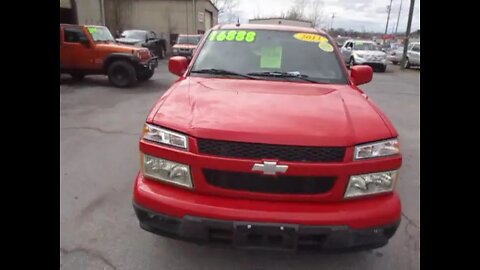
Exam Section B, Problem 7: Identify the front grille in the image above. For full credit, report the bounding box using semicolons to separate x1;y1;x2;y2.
203;169;335;194
197;139;345;162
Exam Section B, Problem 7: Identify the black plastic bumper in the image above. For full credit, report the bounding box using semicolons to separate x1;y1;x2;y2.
133;203;400;252
136;58;158;71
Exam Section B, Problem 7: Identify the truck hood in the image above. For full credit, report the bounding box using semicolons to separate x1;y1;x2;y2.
151;78;393;147
96;43;144;52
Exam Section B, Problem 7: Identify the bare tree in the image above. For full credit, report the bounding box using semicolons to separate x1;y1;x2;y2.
280;0;325;28
285;0;307;20
308;0;326;29
211;0;238;16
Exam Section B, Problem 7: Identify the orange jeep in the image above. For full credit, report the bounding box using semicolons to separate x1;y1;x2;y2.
60;24;158;87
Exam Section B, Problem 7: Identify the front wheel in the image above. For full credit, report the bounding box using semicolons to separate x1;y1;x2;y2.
70;73;85;81
378;65;387;73
107;60;137;88
137;69;155;81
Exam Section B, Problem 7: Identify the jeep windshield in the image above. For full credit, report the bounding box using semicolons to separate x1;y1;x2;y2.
191;29;347;84
86;26;115;43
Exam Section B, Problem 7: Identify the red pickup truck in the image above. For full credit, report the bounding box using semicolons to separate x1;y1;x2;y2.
133;24;402;251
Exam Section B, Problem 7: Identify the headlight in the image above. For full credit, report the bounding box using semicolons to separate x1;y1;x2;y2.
354;139;400;160
142;154;193;188
143;124;189;149
172;48;178;53
345;170;398;198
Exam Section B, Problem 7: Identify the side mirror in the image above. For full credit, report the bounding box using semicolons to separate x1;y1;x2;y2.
351;65;373;85
168;56;188;76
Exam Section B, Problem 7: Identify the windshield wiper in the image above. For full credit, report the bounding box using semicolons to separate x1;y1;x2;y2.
191;69;257;79
247;71;320;83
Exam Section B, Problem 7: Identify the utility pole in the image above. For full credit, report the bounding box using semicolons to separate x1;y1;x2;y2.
400;0;415;69
330;13;335;31
383;0;393;44
395;0;403;34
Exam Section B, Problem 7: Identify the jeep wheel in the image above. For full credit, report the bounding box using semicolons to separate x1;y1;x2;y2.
70;73;85;81
107;60;137;88
137;69;155;81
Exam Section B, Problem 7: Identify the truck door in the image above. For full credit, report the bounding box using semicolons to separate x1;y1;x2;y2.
60;26;95;70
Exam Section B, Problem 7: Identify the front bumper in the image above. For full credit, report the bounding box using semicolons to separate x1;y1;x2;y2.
137;57;158;71
134;202;400;251
354;57;387;67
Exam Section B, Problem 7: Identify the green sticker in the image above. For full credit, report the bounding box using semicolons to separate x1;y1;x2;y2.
319;42;334;52
87;27;97;33
208;30;256;42
260;46;282;69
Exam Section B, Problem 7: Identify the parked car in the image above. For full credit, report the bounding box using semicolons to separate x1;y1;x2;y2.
116;29;167;59
60;24;158;87
403;42;420;68
172;34;202;59
133;24;402;251
387;42;420;67
340;40;387;72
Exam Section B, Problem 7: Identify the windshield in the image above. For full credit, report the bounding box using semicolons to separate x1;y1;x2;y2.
121;30;146;40
177;36;201;45
191;30;347;84
87;26;115;42
354;42;379;51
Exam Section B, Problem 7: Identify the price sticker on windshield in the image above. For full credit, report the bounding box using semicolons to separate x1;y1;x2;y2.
293;33;328;43
209;30;256;43
318;42;334;52
87;27;97;33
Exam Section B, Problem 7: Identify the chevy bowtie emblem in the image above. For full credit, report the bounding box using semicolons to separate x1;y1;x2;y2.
251;161;288;175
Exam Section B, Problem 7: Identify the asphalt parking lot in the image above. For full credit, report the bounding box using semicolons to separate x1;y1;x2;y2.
60;61;419;270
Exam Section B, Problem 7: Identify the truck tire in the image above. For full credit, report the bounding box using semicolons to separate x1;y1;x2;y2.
70;72;85;81
107;60;137;88
137;69;155;81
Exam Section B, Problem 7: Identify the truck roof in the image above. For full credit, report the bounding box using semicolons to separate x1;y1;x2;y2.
214;24;325;35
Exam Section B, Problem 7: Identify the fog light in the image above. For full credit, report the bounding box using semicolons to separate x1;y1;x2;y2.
142;154;193;188
345;170;398;198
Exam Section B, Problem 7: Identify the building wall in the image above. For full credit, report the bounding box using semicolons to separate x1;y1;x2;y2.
105;0;218;51
75;0;104;25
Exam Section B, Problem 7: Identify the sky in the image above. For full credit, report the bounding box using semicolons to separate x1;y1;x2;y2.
219;0;420;33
